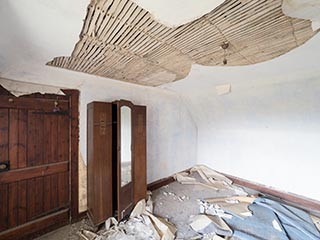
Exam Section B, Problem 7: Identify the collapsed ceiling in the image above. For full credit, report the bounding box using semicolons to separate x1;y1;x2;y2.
47;0;318;86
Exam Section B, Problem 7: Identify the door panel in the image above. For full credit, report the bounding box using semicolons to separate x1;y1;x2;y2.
0;93;72;239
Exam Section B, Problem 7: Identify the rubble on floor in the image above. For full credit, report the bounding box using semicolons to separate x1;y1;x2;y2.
79;198;177;240
153;165;320;240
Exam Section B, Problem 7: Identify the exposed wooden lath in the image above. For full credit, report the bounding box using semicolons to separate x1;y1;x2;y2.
47;0;318;86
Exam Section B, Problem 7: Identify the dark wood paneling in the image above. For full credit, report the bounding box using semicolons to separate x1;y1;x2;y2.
87;102;113;225
27;111;44;167
18;110;27;168
62;89;79;222
0;86;78;238
0;184;8;231
43;176;52;213
0;96;69;111
44;115;58;164
34;177;44;218
58;115;69;162
9;109;19;170
0;209;69;240
8;182;18;228
0;161;69;184
18;180;27;225
133;105;147;204
0;109;9;163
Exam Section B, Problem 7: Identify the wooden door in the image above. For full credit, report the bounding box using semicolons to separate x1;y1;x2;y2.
87;102;113;225
0;89;74;239
133;105;147;204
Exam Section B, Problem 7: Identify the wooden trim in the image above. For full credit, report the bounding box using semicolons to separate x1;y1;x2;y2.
0;161;68;184
0;209;69;240
78;211;88;220
225;173;320;214
62;89;80;222
148;169;320;214
147;176;175;192
0;95;69;111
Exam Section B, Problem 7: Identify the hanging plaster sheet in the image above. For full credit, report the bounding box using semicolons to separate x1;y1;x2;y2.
282;0;320;31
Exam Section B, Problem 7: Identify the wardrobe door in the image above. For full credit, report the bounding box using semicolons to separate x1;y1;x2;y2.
133;105;147;204
87;102;113;225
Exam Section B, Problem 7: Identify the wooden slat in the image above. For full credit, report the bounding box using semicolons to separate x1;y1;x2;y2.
0;96;68;111
8;182;18;228
50;174;59;210
27;111;44;167
46;0;316;86
0;108;9;163
18;180;27;225
27;178;36;221
58;115;69;162
0;209;69;240
0;184;8;231
9;109;19;170
133;105;147;204
62;89;79;222
0;161;69;184
43;176;52;213
18;110;27;168
34;177;44;217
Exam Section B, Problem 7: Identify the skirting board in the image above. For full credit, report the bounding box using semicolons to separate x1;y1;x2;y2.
147;169;320;215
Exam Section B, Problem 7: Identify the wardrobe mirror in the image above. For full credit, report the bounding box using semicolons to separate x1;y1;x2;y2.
120;106;132;187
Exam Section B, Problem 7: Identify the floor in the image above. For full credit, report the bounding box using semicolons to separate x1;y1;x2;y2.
35;174;320;240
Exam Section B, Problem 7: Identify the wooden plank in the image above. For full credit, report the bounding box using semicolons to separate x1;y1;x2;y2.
27;111;44;167
61;89;79;222
0;108;9;164
50;174;59;210
27;178;36;221
44;115;58;164
43;176;51;213
0;209;69;240
34;177;44;217
18;180;27;225
0;161;69;184
9;109;19;169
0;184;8;231
133;106;147;204
8;182;18;228
57;115;69;162
0;96;68;111
18;110;27;168
58;172;69;208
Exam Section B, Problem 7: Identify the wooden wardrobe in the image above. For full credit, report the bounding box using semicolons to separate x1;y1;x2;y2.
87;100;147;226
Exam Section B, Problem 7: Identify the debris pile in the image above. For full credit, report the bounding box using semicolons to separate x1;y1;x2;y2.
79;199;176;240
174;165;247;196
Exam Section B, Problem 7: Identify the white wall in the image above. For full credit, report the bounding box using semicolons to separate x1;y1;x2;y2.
0;74;197;183
164;33;320;201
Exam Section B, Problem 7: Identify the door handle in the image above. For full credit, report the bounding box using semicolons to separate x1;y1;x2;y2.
0;161;10;172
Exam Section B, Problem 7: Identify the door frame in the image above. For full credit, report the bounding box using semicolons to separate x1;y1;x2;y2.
0;85;80;239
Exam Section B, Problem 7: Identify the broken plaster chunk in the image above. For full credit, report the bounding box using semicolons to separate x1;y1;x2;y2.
272;219;283;232
311;215;320;231
190;215;233;237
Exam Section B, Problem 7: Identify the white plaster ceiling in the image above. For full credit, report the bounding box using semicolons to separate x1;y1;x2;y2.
0;0;319;90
